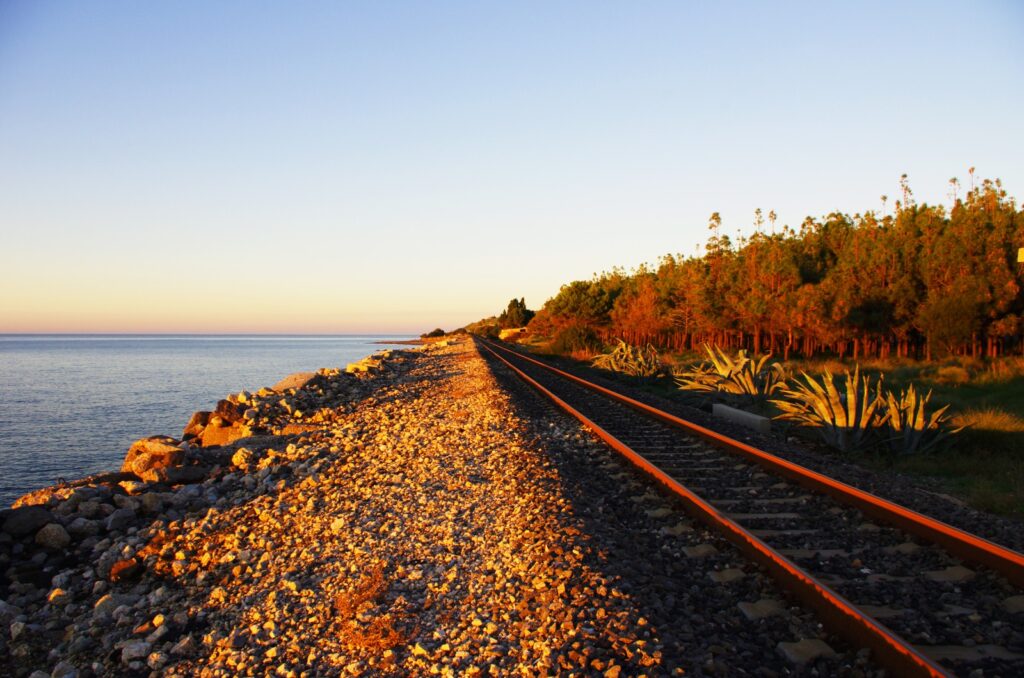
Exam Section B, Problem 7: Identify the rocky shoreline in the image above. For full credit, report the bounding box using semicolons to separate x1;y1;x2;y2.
1;339;883;676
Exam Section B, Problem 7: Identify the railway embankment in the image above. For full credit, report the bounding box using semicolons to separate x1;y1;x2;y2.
0;338;895;676
481;340;1024;677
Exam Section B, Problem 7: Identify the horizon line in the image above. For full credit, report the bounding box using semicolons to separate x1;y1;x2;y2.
0;332;422;337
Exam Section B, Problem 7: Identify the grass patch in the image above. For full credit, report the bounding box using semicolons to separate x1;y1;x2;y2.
868;436;1024;518
887;407;1024;517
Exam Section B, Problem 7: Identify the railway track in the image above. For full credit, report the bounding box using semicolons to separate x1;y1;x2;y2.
478;338;1024;678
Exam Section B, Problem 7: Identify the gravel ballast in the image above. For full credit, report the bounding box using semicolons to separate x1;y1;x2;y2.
1;339;883;676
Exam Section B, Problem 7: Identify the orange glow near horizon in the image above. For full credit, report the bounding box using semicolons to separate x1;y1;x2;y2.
3;3;1021;336
0;303;465;335
0;220;564;335
0;275;488;335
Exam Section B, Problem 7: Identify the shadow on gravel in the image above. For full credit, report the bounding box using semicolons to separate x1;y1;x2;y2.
477;346;865;677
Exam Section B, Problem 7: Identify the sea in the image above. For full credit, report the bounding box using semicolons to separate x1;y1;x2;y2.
0;334;415;506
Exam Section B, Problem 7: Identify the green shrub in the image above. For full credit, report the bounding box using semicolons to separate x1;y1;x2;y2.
550;325;601;354
420;328;446;338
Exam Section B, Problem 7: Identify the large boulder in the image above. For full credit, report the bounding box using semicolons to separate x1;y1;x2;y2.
121;436;185;482
11;485;77;509
272;372;318;392
346;358;382;374
105;507;136;532
199;421;253;447
2;505;53;537
109;558;143;583
186;444;236;467
154;465;209;484
214;399;245;424
35;522;71;549
182;411;211;439
67;516;101;538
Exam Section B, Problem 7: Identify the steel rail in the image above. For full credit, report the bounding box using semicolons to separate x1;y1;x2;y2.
478;339;947;677
482;339;1024;590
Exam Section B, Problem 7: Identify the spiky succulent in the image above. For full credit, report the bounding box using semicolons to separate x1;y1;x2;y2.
771;367;882;453
591;340;662;378
771;368;963;455
675;344;787;404
879;381;963;455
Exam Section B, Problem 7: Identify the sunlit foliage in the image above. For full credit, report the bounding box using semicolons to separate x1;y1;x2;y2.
771;368;962;455
528;175;1022;360
591;340;662;378
674;344;787;405
772;367;885;453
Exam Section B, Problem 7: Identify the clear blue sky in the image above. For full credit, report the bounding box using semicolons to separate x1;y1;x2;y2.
1;1;1022;333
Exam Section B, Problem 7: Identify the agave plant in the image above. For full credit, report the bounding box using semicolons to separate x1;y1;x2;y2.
673;361;722;391
771;367;882;454
591;340;662;378
879;381;963;455
675;344;787;404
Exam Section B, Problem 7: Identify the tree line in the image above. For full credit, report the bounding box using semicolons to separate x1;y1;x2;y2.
527;174;1023;360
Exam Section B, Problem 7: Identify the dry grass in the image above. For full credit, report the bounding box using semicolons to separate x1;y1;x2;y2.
933;365;972;385
952;407;1024;434
333;565;406;652
885;449;1024;517
567;348;598;361
540;343;1024;516
977;356;1024;384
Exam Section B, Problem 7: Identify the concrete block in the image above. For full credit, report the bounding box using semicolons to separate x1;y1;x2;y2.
712;404;771;434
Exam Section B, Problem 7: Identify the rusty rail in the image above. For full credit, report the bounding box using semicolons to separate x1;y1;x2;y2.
482;339;1024;588
479;338;988;677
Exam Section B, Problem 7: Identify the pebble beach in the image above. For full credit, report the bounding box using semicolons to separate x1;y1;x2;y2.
0;338;881;676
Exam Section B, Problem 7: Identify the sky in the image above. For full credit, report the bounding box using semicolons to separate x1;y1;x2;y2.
1;1;1022;334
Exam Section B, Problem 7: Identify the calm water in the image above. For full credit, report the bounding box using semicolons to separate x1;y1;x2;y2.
0;335;414;506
